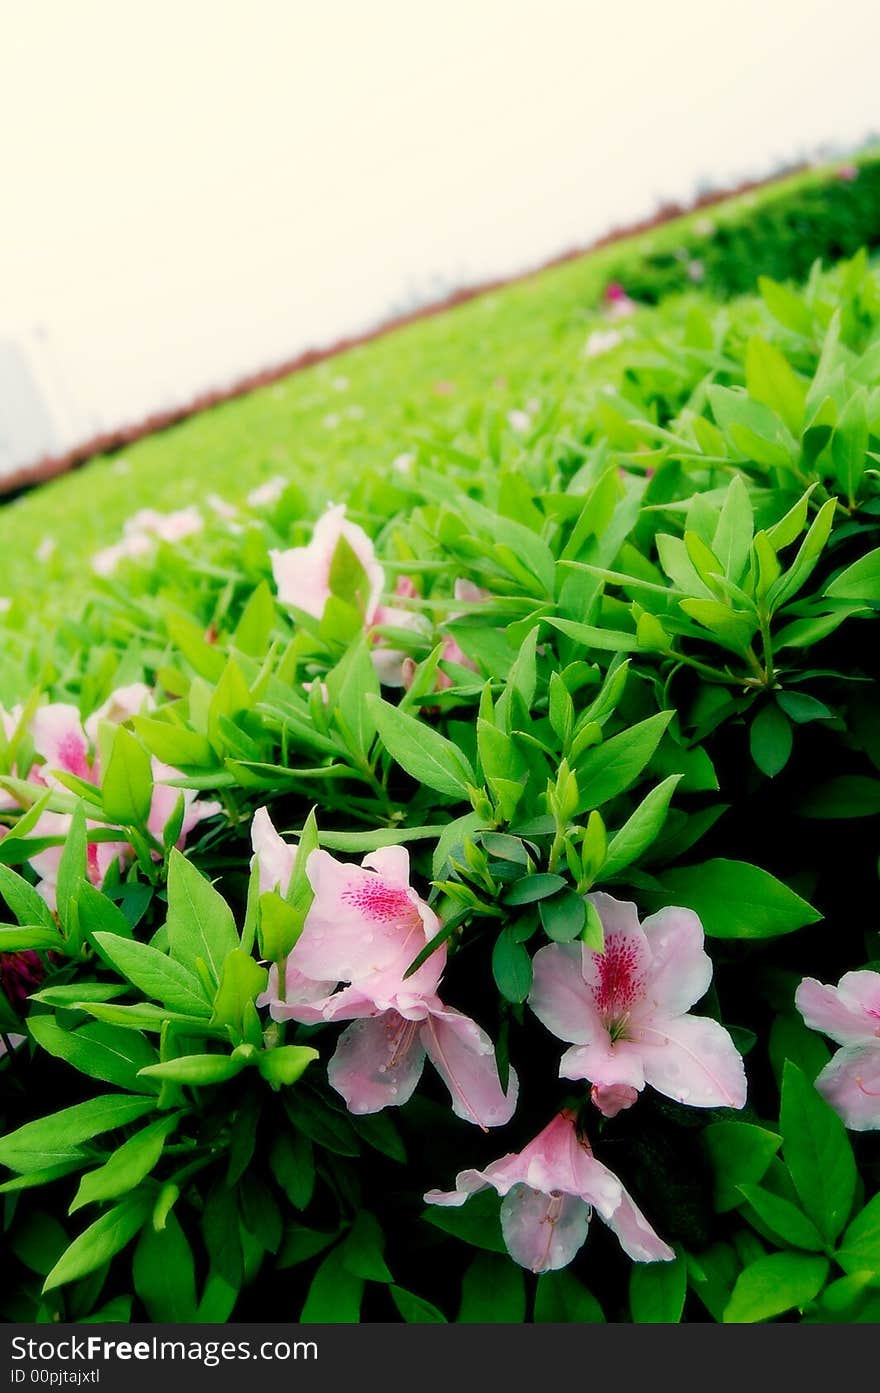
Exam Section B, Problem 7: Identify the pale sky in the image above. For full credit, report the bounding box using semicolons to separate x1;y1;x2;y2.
1;0;878;450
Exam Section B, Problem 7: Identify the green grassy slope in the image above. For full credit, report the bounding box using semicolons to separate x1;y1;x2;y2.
2;152;878;610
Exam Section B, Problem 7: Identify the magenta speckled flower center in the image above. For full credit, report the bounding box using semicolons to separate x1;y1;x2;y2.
341;878;416;923
591;933;644;1031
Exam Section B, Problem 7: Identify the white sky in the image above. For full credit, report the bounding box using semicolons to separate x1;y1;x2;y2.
1;0;879;445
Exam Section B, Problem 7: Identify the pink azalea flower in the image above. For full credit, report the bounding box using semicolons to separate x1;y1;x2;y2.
603;281;636;319
84;683;154;742
247;476;288;508
584;327;624;359
28;810;131;909
795;971;880;1130
125;506;203;543
91;533;152;577
260;840;517;1125
250;805;297;896
270;505;385;622
426;1110;673;1272
270;507;428;685
529;893;746;1112
146;760;222;849
29;704;95;785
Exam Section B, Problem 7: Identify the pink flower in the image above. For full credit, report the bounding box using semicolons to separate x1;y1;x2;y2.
28;811;131;909
1;950;47;1008
270;506;428;685
584;327;624;359
270;505;385;622
261;843;517;1126
529;893;746;1111
29;704;95;786
425;1110;673;1272
125;507;203;543
84;683;154;742
795;971;880;1130
250;805;297;896
91;533;152;577
603;282;636;319
247;476;288;508
146;760;222;849
837;164;859;182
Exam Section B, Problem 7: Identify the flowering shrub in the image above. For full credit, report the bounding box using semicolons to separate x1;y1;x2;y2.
1;251;880;1324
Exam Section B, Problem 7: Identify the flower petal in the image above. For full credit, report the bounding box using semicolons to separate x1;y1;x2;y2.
328;1011;426;1113
421;1006;517;1127
796;973;880;1046
30;704;92;781
500;1184;591;1272
250;806;297;896
258;959;339;1024
640;905;712;1016
815;1043;880;1131
637;1013;746;1109
559;1038;646;1090
530;942;607;1047
295;848;440;991
581;1154;675;1262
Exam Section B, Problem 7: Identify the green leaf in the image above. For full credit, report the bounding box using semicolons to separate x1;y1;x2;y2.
258;1045;319;1088
232;581;276;657
422;1188;506;1253
799;775;880;819
43;1191;153;1291
724;1252;829;1323
211;949;268;1035
539;890;586;942
27;1016;159;1093
366;695;474;797
503;873;567;905
629;1249;687;1322
837;1193;880;1276
534;1269;604;1322
390;1285;447;1322
575;712;672;810
602;774;681;877
749;704;793;778
0;924;64;951
102;726;153;825
745;337;806;437
165;848;239;987
544;617;639;653
133;717;214;770
139;1052;247;1085
824;548;880;602
133;1211;198;1321
780;1061;856;1243
71;1115;180;1213
830;388;868;502
301;1245;364;1322
93;932;212;1016
491;928;532;1003
0;863;58;931
55;801;87;934
0;1095;156;1173
703;1122;782;1212
655;859;820;938
342;1210;392;1283
458;1251;525;1322
758;276;815;337
738;1184;824;1251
